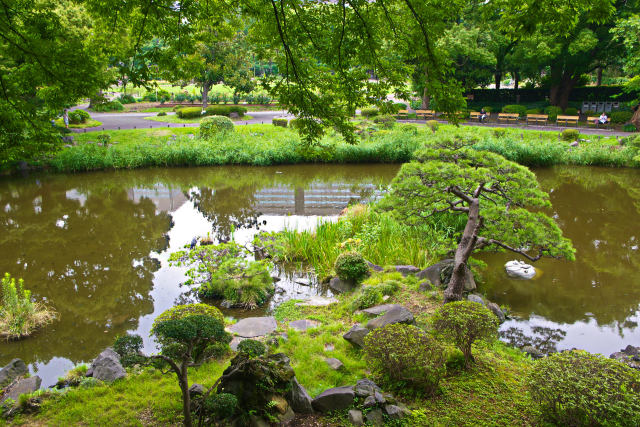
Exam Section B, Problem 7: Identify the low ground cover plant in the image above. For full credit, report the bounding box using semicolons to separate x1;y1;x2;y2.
0;273;56;339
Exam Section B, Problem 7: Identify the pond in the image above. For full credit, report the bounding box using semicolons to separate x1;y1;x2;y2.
0;164;638;387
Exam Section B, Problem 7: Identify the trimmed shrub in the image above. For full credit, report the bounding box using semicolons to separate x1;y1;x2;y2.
200;116;234;139
361;107;379;117
623;123;637;132
611;110;634;124
481;106;493;113
272;118;288;127
177;107;204;119
153;303;224;331
236;339;266;357
203;393;238;421
525;108;541;115
393;102;408;112
334;251;369;283
157;111;167;117
544;106;562;121
113;334;146;367
205;105;247;117
68;110;90;124
118;94;136;104
502;104;527;117
431;301;498;368
364;324;446;394
426;120;439;133
527;350;640;426
563;107;579;115
92;100;124;112
373;114;396;129
560;129;580;142
583;110;598;116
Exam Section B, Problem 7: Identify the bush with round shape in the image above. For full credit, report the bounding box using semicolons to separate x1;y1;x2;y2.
113;334;145;367
236;339;266;357
68;110;90;124
157;111;167;116
363;323;446;394
153;303;224;331
350;285;383;311
544;106;562;121
177;107;204;119
334;251;369;283
360;107;379;117
560;129;580;142
527;350;640;427
205;105;247;117
203;393;238;421
397;123;418;135
426;120;439;133
118;94;136;104
563;107;579;115
431;300;498;368
622;123;637;133
525;108;541;115
272;118;288;127
611;110;633;124
502;104;527;117
200;116;234;139
373;114;396;129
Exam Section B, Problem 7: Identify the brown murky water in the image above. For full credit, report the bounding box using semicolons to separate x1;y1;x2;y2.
0;164;638;387
0;164;399;386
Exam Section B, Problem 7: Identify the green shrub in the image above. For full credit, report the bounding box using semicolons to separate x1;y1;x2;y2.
583;110;598;117
527;351;640;427
203;393;238;420
481;106;493;113
492;128;506;138
118;94;136;104
350;285;383;310
153;303;225;331
623;123;637;132
560;129;580;142
431;301;498;368
236;339;266;357
544;106;562;121
92;100;124;112
157;112;167;117
611;110;634;124
205;105;247;117
393;102;407;112
426;120;439;133
397;123;418;135
364;324;446;394
502;104;527;117
177;107;204;119
361;107;379;117
272;118;288;127
200;116;234;139
334;251;369;283
525;108;541;115
288;118;302;130
68;110;90;124
563;107;579;115
373;114;396;129
113;334;146;367
0;273;55;339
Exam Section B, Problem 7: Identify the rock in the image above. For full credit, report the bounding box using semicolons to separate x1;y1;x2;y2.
382;295;390;301
228;317;277;338
0;376;41;404
394;265;420;276
570;141;579;147
419;281;433;291
343;325;370;348
311;386;355;412
89;348;126;382
329;276;355;293
505;260;536;279
374;391;386;404
324;358;344;370
295;278;311;286
354;378;381;397
189;383;204;399
363;395;376;407
230;336;246;351
271;276;281;283
295;296;338;307
366;306;414;330
610;345;640;369
220;300;233;309
467;294;485;306
229;112;240;119
385;404;410;419
348;409;364;426
366;261;384;272
487;302;506;323
289;319;320;331
287;377;314;414
278;406;295;423
270;395;289;414
418;259;476;291
361;304;402;317
366;408;385;426
275;285;286;294
0;359;28;386
522;345;544;359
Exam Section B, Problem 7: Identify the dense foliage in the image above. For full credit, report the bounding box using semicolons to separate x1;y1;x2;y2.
527;351;640;426
334;251;369;283
364;324;447;394
200;116;234;139
236;339;266;358
113;334;145;367
431;301;498;367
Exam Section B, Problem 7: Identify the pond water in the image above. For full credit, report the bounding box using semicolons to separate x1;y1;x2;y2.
0;164;638;387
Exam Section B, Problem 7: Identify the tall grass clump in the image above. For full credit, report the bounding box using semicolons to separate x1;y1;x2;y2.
0;273;55;339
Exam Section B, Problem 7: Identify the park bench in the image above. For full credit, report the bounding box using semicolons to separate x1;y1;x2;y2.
556;115;580;126
396;109;409;119
469;111;490;122
416;109;436;119
586;116;610;129
498;113;519;124
526;114;548;125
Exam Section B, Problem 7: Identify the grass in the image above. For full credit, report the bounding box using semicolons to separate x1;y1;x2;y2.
0;273;56;340
53;118;102;129
143;114;252;124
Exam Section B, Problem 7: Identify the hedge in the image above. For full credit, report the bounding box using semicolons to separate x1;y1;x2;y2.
465;86;634;103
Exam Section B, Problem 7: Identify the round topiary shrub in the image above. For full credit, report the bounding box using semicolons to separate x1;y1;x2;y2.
611;110;634;124
200;116;234;139
426;120;439;133
350;285;383;311
177;107;204;119
360;107;379;117
236;339;266;357
431;300;498;368
527;350;640;426
363;323;446;394
334;251;369;283
153;303;224;330
563;107;579;116
157;111;167;117
203;392;238;421
69;110;90;124
560;128;580;142
373;114;396;129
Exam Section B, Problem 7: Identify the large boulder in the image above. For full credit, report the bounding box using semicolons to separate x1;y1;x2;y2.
417;259;476;292
354;379;381;398
228;317;277;338
486;302;506;323
360;304;402;317
329;277;355;294
0;359;28;386
349;409;364;426
287;377;313;414
343;325;370;348
505;260;536;279
394;265;421;276
88;348;125;382
311;386;355;412
0;376;41;404
366;306;414;330
610;345;640;369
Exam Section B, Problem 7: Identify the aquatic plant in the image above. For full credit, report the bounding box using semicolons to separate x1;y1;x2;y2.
0;273;56;339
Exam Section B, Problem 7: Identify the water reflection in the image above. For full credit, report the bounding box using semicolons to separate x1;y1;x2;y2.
0;164;399;386
479;166;640;354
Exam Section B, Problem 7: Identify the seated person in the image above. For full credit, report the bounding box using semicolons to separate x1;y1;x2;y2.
597;112;608;124
479;108;487;122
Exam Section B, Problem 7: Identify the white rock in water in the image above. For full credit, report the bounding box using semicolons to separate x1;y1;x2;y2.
505;260;536;279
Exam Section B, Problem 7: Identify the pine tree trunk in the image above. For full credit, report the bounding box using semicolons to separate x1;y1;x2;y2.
180;371;192;427
444;199;480;303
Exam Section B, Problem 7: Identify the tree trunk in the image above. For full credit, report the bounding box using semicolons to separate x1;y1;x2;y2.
444;199;480;303
549;74;578;110
421;86;430;109
514;72;520;90
494;72;502;90
631;105;640;131
180;370;192;427
596;68;603;86
201;83;210;110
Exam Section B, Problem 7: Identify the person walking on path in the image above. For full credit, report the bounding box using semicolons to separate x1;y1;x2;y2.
63;109;69;128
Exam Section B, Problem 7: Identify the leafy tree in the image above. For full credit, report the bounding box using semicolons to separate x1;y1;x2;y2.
381;136;574;302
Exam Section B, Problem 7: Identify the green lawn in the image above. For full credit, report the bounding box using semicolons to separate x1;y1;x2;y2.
143;114;253;124
54;118;102;129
